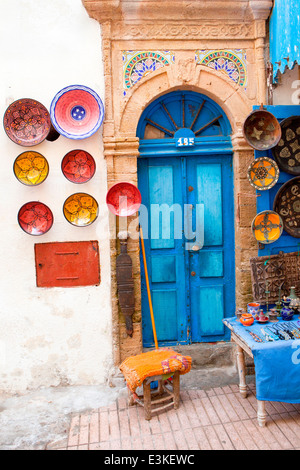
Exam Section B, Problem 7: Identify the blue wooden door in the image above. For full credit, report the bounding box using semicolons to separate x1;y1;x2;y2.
138;153;235;346
186;156;235;342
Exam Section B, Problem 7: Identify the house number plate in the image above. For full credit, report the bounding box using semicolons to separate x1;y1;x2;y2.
175;128;195;148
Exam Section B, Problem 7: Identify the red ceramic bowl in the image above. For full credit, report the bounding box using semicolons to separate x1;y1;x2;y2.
50;85;104;140
3;98;51;146
106;182;142;216
61;149;96;183
18;202;53;235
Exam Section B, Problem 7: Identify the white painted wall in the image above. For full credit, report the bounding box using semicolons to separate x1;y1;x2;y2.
273;65;300;105
0;0;113;393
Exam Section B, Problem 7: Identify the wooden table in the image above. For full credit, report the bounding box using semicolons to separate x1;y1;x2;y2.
224;320;267;427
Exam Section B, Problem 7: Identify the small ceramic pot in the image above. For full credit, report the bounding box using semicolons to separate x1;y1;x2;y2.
268;309;278;322
281;307;294;321
247;302;260;318
236;308;244;321
240;314;254;326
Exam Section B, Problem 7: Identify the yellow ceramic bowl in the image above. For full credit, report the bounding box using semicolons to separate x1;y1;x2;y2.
252;210;283;244
63;193;98;227
14;151;49;186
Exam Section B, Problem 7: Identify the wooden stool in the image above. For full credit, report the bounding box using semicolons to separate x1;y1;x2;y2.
128;371;180;420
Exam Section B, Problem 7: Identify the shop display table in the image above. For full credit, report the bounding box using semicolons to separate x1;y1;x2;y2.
223;316;300;427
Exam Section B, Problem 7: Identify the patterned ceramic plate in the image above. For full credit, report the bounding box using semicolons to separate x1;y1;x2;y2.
106;182;142;216
63;193;98;226
243;109;281;151
50;85;104;140
272;116;300;175
251;210;283;244
61;150;96;183
14;151;49;186
273;176;300;238
18;202;53;235
3;99;51;146
247;157;279;191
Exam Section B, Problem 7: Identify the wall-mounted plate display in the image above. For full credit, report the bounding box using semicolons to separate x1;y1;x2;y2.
50;85;104;140
247;157;279;191
63;193;98;226
272;116;300;175
61;150;96;183
13;151;49;186
18;202;53;236
273;176;300;237
243;108;281;151
3;98;51;146
251;210;283;244
106;182;142;216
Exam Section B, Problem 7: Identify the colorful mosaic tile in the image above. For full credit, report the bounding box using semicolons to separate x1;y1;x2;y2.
195;49;247;88
122;51;175;96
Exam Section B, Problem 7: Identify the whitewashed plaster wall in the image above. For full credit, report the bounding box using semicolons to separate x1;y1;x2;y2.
0;0;113;393
273;65;300;105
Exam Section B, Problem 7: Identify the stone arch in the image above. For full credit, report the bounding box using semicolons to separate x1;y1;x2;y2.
118;63;254;142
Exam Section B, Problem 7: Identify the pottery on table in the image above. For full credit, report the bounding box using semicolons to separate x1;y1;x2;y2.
288;287;300;314
240;314;254;326
281;307;294;321
235;308;245;321
247;302;260;318
256;309;269;323
268;309;279;322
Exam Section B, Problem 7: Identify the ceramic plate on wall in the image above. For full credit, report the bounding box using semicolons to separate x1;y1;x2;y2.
63;193;98;226
14;151;49;186
61;149;96;183
247;157;279;191
251;210;283;244
273;176;300;238
106;182;142;216
272;116;300;175
3;99;51;146
50;85;104;140
18;202;53;235
243;108;281;151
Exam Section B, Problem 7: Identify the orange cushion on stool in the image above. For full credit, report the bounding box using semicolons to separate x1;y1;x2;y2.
120;348;192;394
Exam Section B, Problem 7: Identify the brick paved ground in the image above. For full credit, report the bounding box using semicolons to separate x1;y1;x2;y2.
48;383;300;450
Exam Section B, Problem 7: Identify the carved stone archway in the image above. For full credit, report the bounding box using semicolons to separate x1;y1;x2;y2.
83;0;273;364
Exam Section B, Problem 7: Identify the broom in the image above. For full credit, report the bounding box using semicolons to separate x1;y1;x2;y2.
139;225;158;350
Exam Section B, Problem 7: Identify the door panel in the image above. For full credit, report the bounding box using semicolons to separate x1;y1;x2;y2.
198;285;225;336
196;163;223;247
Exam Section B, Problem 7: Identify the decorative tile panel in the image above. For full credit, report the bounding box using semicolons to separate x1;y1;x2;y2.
195;49;247;89
122;50;175;96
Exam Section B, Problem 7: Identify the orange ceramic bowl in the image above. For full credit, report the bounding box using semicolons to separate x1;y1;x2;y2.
251;210;283;244
240;314;254;326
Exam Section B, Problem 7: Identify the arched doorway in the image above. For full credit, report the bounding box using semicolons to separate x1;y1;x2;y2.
137;90;235;347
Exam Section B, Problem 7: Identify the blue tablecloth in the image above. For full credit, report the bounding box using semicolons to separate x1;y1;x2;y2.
223;317;300;403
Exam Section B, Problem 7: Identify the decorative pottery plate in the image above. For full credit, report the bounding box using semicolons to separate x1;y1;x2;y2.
272;116;300;175
18;202;53;235
13;151;49;186
61;150;96;183
243;109;281;151
251;210;283;244
63;193;98;226
3;98;51;146
247;157;280;191
273;176;300;238
50;85;104;140
106;182;142;216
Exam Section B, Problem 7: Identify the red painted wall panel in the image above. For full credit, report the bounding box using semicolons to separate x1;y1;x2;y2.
35;241;100;287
